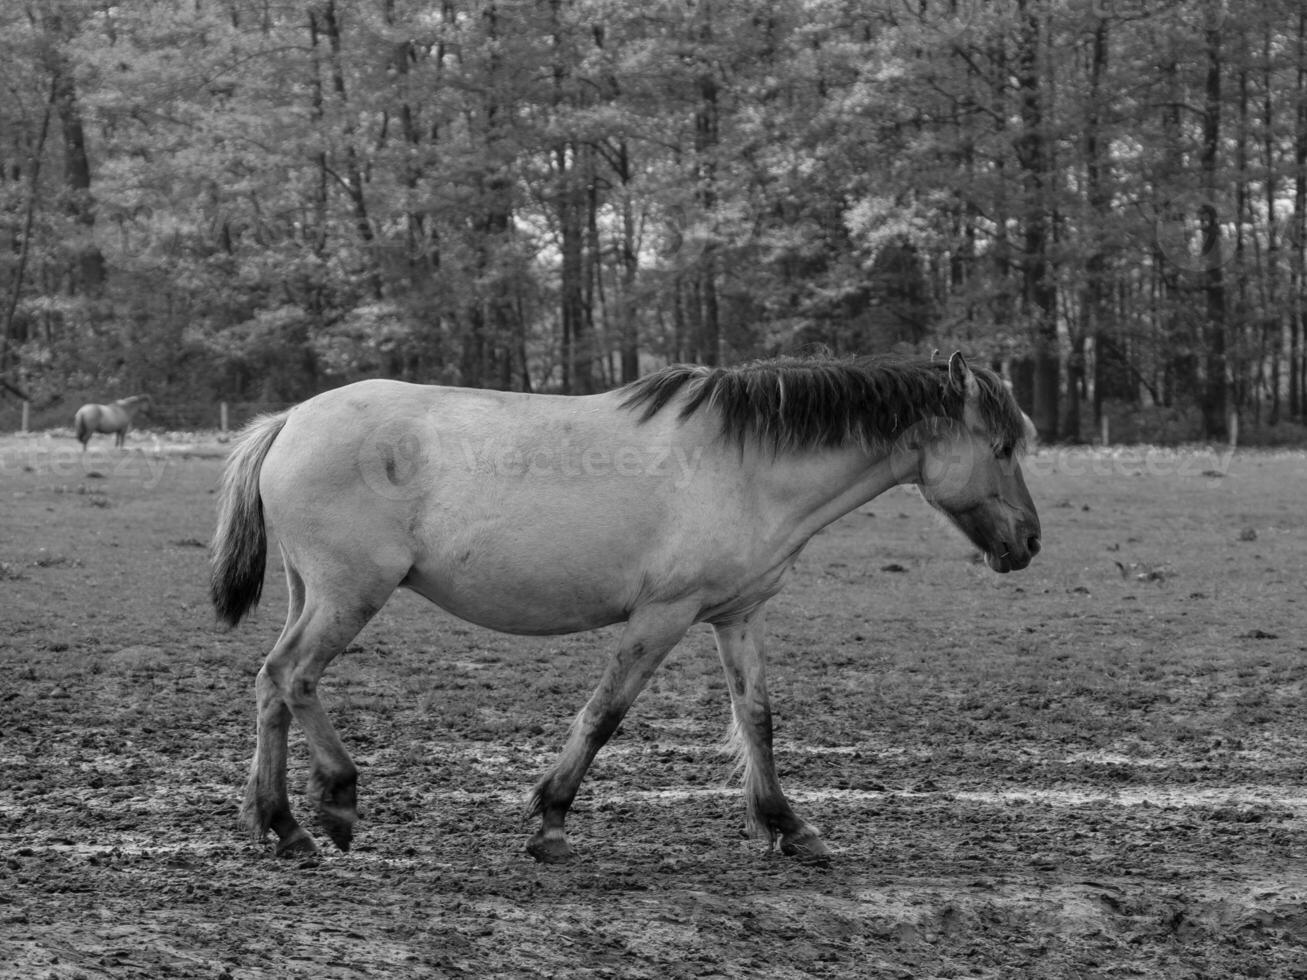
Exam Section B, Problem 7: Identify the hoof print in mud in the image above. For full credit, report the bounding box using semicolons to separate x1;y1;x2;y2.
779;834;833;867
526;835;576;864
273;829;319;860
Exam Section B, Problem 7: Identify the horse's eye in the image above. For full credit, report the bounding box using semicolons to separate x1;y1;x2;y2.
996;444;1014;461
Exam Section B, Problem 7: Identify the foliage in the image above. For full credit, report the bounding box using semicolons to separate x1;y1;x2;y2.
2;0;1306;442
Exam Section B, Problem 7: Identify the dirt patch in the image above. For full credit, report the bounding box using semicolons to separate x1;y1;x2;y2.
3;437;1307;977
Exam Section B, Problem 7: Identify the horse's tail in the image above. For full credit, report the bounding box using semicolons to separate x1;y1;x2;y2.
74;408;89;444
210;412;288;628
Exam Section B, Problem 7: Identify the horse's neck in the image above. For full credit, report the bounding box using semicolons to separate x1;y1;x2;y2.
751;443;908;548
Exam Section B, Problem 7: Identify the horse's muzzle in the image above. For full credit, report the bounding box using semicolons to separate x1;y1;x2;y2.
987;533;1041;573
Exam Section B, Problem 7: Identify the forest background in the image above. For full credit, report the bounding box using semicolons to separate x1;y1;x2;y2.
3;0;1307;443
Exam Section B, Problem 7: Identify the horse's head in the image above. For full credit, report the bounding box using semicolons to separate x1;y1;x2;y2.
895;353;1041;573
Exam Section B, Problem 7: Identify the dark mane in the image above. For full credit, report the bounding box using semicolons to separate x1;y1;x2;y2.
618;355;1029;454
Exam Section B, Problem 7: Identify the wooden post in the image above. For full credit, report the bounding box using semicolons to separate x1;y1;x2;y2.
1227;408;1238;450
1099;414;1109;446
220;401;229;434
21;401;30;433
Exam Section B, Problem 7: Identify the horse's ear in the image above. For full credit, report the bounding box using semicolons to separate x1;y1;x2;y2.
947;351;976;396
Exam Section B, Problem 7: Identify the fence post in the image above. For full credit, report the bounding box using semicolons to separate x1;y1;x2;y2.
220;401;229;434
1099;414;1109;446
21;401;29;434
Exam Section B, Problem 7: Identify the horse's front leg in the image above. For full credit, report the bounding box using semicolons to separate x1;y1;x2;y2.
712;606;831;863
527;600;697;863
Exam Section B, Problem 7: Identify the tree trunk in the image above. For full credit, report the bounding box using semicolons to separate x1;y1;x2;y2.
1081;18;1111;441
1156;50;1198;411
558;143;593;393
317;0;383;301
616;141;641;384
1199;4;1228;439
0;79;56;382
694;8;721;367
1014;0;1058;441
41;10;105;297
460;1;518;389
1263;18;1282;424
1292;6;1307;420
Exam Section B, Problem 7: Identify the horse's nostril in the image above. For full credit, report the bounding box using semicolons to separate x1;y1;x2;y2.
1027;535;1042;557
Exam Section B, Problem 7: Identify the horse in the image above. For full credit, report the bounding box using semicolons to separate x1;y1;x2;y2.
210;352;1041;863
73;395;151;451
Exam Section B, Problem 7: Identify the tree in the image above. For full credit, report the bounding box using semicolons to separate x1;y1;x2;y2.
2;0;1306;440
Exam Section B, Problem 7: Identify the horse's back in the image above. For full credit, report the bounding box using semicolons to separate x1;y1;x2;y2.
266;379;639;483
258;377;649;540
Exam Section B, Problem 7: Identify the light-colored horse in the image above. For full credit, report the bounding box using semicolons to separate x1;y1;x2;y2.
73;395;151;451
210;352;1040;862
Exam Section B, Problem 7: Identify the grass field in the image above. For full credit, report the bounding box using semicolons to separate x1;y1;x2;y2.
2;430;1307;978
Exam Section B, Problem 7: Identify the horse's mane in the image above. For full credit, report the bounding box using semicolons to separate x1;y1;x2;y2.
618;355;1029;454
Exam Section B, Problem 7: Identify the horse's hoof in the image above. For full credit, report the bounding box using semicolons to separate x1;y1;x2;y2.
526;832;575;864
275;828;319;859
319;808;355;852
780;830;832;866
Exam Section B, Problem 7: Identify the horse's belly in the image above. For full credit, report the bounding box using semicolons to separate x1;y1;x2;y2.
400;563;631;636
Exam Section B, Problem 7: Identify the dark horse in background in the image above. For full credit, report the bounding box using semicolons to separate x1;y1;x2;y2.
210;352;1041;863
74;395;150;451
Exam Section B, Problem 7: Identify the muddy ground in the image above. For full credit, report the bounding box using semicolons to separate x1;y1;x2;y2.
2;430;1307;978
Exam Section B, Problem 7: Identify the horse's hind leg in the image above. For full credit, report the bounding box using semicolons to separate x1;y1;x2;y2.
527;600;697;863
712;606;831;863
243;557;391;856
241;562;310;855
244;664;303;854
